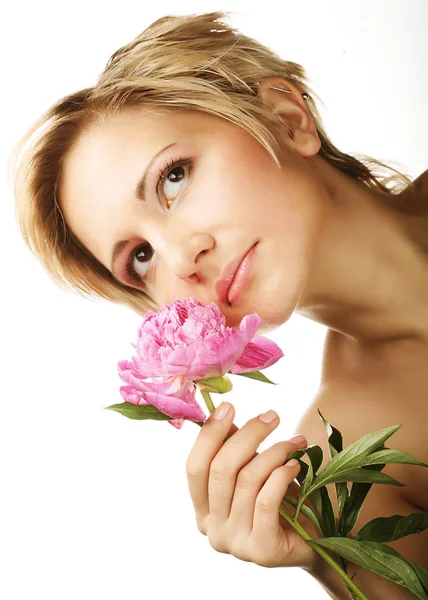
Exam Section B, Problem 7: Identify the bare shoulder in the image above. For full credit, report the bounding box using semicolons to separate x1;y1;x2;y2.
293;329;428;589
406;168;428;196
407;168;428;200
295;375;428;512
297;328;428;511
391;168;428;214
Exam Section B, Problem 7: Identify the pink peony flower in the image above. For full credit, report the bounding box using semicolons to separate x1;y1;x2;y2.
117;298;284;428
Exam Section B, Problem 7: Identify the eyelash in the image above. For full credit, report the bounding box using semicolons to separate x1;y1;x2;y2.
124;156;192;285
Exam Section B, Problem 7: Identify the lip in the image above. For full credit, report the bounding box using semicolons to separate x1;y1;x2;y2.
215;243;257;305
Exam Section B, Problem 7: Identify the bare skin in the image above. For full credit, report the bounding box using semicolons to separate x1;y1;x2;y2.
185;161;428;598
297;171;428;598
187;171;428;599
59;76;428;598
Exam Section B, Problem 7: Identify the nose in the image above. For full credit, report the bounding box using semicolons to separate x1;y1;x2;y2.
161;232;215;283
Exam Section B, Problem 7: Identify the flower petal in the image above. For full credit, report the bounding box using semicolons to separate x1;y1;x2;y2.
118;298;284;390
168;418;185;429
119;385;149;405
137;388;207;422
229;335;284;373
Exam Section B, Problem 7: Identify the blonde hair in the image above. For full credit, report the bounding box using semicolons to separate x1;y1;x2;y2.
9;10;412;319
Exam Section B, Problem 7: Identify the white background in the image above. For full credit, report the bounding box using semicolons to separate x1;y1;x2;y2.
1;1;427;599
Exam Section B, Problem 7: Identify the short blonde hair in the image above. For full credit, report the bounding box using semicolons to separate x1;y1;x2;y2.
9;10;412;319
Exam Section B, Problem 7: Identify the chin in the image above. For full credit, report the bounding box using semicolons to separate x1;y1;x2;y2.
223;304;292;334
257;320;284;335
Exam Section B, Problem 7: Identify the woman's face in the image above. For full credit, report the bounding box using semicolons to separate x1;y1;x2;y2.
60;106;327;332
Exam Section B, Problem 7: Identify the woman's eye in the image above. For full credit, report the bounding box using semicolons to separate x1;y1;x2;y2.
123;242;153;285
132;243;154;280
126;159;192;284
159;161;189;203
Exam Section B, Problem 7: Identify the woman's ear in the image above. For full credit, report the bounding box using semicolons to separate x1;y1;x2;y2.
256;77;321;158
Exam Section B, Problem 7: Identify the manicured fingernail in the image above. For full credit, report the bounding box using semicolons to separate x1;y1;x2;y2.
259;409;278;423
212;402;231;420
289;434;307;445
285;458;299;467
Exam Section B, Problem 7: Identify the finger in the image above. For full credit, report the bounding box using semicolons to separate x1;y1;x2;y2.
252;459;302;563
208;410;281;521
185;402;237;532
229;437;307;531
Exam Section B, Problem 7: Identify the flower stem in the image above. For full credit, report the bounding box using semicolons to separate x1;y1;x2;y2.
200;390;215;414
294;496;306;522
283;495;323;533
198;391;370;600
278;502;370;600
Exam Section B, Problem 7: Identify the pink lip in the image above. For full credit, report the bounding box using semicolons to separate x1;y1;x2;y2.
215;243;257;305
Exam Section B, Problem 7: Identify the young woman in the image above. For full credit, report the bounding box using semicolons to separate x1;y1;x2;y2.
11;11;427;599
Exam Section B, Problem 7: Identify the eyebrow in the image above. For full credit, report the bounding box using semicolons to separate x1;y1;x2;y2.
110;141;178;277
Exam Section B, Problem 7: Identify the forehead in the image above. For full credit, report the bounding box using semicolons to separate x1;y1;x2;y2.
59;107;227;255
60;107;230;205
62;106;220;191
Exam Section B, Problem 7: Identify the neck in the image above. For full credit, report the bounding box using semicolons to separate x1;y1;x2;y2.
296;158;428;345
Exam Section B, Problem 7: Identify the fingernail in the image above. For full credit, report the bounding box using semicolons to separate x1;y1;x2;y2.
289;434;307;445
212;402;231;420
259;409;278;423
285;458;299;468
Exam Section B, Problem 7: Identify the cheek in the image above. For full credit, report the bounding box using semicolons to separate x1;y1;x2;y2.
272;165;329;237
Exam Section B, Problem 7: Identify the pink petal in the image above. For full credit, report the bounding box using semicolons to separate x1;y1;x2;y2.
117;371;206;423
238;312;263;341
168;418;185;429
118;369;182;396
118;299;284;397
119;385;149;404
229;335;284;373
139;388;207;422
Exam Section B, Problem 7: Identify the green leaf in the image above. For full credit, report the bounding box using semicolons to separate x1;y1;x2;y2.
305;424;402;495
288;445;323;500
288;446;323;474
339;463;384;537
287;446;342;537
230;370;277;384
309;538;428;600
294;454;309;487
287;446;339;537
308;486;340;538
318;410;348;517
355;513;428;542
413;560;428;595
316;467;404;488
301;446;323;495
104;402;174;421
363;448;428;468
318;409;344;456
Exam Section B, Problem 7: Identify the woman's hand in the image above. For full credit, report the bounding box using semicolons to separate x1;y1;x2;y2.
185;402;320;570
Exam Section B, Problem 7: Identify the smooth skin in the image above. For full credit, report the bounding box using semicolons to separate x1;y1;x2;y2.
186;403;320;570
59;74;428;597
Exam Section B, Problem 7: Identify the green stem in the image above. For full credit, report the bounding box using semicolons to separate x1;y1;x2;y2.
196;390;370;600
283;495;323;533
200;390;215;414
278;504;370;600
294;495;306;522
